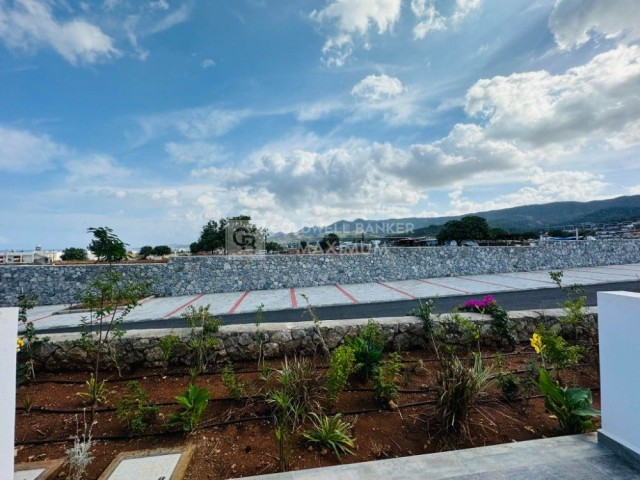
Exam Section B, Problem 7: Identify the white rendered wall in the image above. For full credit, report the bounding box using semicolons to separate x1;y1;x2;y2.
0;308;18;480
598;291;640;455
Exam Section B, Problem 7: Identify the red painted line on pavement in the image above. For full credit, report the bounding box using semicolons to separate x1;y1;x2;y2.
31;314;54;323
417;279;469;294
290;288;298;308
163;293;205;319
335;284;358;303
455;277;516;289
377;282;417;299
229;291;250;314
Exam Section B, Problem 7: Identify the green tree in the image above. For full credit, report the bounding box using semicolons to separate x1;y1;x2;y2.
436;216;490;244
265;241;284;253
489;228;510;240
61;247;88;261
192;215;263;254
87;227;127;263
138;246;153;259
152;245;172;256
319;233;340;253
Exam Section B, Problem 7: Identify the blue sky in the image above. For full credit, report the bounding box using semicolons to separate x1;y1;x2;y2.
1;0;639;249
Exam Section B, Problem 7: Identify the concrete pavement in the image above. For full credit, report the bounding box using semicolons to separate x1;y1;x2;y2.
21;263;640;332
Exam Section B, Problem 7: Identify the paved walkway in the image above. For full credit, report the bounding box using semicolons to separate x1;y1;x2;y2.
244;433;640;480
22;263;640;332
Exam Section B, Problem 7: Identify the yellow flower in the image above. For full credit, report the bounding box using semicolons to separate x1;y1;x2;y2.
530;333;543;354
16;338;24;352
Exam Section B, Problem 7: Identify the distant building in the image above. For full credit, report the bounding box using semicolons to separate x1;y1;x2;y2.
0;245;56;265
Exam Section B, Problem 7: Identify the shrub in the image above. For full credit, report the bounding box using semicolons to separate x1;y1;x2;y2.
440;313;481;352
303;413;356;461
77;374;110;405
434;353;494;437
535;368;600;434
222;364;246;400
116;381;159;435
182;305;222;372
497;372;521;402
168;383;211;433
325;345;356;407
158;334;181;364
346;319;386;381
61;247;88;261
533;325;582;374
152;245;172;256
373;352;402;405
459;296;516;349
267;356;323;419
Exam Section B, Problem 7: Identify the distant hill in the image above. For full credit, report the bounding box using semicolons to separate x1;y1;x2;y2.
271;195;640;241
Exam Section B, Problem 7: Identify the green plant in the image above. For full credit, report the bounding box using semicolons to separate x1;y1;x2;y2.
346;319;386;381
77;374;110;405
301;294;330;358
303;413;356;461
255;303;267;369
87;226;127;263
61;247;88;261
325;345;356;407
497;372;521;402
533;325;582;376
442;312;481;353
268;356;323;419
434;353;495;438
182;305;222;372
534;368;600;434
116;381;159;435
373;352;402;405
409;298;440;355
17;292;48;381
486;303;516;349
222;364;246;400
158;334;181;364
78;269;150;414
168;383;211;433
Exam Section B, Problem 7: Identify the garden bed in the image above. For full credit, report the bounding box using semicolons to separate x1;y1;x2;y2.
14;346;600;480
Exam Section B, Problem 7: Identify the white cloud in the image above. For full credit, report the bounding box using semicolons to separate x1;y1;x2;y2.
64;154;131;182
351;74;405;101
136;106;251;144
201;58;215;69
165;141;227;164
448;168;608;215
0;0;119;65
549;0;640;50
310;0;402;66
412;0;482;39
0;126;67;173
146;1;192;35
465;45;640;149
149;0;170;11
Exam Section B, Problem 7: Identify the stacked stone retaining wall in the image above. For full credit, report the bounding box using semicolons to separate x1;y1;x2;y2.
2;240;639;306
28;308;596;372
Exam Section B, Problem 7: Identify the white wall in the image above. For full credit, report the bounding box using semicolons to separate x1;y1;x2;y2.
0;308;18;480
598;291;640;455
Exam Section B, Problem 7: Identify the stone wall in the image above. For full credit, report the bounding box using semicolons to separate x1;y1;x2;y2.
2;240;639;306
28;308;596;372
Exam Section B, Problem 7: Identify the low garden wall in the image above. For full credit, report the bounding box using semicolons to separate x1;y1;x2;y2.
28;308;596;372
2;240;640;306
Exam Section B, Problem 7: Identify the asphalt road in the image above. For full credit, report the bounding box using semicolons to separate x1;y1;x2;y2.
38;280;640;334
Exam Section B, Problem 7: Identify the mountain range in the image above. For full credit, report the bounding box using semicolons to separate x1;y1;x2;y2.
270;195;640;242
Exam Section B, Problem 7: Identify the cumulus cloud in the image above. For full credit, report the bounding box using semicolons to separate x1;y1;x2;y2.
465;45;640;149
0;126;67;173
351;74;405;101
411;0;482;39
0;0;119;65
310;0;401;66
549;0;640;50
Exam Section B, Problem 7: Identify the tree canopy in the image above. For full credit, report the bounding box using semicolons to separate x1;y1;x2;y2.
61;247;88;261
191;215;262;254
436;216;490;244
319;233;340;253
87;227;127;262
